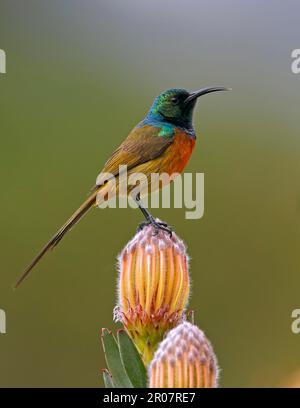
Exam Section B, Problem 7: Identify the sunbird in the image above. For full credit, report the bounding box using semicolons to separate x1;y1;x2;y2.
15;86;230;287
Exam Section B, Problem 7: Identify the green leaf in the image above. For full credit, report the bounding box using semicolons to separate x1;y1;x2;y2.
117;329;147;388
102;369;115;388
101;328;133;388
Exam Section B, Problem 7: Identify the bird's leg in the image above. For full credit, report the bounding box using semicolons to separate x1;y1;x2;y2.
135;193;172;236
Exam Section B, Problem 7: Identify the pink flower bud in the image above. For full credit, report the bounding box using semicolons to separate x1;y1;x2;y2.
114;224;190;365
149;321;218;388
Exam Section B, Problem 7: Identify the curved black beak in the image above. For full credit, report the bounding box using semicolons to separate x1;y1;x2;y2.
184;86;232;105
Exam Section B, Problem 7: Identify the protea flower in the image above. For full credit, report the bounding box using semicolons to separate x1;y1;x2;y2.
148;321;218;388
114;223;190;365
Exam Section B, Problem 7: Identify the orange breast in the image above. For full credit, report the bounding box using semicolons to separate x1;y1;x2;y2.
125;128;196;197
160;129;195;175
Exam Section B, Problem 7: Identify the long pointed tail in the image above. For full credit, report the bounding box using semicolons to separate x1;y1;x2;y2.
14;191;98;288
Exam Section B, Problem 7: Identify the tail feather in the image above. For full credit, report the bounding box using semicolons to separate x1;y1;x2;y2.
14;192;97;288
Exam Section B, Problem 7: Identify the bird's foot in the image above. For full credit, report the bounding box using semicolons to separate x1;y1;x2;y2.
137;218;172;237
137;220;151;232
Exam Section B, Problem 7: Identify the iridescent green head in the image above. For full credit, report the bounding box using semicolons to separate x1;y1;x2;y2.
146;87;231;130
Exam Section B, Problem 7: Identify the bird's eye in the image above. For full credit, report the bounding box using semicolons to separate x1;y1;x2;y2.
171;96;179;105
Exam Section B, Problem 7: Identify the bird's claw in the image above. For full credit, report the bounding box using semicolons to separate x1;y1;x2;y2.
137;221;150;232
137;218;172;237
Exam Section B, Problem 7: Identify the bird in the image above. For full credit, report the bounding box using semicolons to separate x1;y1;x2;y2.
15;86;230;288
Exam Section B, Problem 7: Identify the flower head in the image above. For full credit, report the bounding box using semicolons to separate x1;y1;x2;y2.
148;321;218;388
114;223;190;364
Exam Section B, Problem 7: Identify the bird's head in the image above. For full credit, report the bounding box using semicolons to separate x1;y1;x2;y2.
147;87;231;130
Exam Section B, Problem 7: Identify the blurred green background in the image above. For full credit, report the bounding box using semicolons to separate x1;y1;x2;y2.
0;0;300;387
